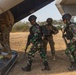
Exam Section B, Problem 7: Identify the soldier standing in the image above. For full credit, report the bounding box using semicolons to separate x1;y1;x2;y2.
22;15;50;72
62;13;76;71
43;18;58;60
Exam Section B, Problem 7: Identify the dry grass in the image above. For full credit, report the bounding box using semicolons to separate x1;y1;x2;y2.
8;31;76;75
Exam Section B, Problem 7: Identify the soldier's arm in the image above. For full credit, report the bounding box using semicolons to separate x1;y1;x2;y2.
52;26;59;34
62;26;68;38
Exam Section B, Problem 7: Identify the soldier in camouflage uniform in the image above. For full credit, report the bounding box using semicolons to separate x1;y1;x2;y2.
22;15;50;72
62;13;76;71
0;10;14;58
43;18;58;60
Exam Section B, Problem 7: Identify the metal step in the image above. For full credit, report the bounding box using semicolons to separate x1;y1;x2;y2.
0;50;18;75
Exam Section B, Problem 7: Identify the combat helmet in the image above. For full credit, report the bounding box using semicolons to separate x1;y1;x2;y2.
28;15;37;21
62;13;72;21
46;18;53;23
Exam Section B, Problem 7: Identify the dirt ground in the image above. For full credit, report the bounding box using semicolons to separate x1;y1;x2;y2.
8;31;76;75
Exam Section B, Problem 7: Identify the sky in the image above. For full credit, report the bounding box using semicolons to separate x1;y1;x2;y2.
21;1;62;22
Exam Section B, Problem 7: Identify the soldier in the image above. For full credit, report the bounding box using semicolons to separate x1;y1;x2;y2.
22;15;50;72
43;18;58;60
62;13;76;71
0;10;14;58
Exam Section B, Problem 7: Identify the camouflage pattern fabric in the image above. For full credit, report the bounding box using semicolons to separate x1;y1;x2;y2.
65;41;76;62
27;24;48;66
43;36;55;55
64;23;76;62
43;24;58;55
0;10;14;54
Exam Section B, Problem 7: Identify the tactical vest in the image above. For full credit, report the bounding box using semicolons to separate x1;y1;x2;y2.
29;24;42;40
41;25;58;37
70;23;76;37
64;23;76;40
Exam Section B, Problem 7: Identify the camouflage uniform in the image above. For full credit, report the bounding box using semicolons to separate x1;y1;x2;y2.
22;15;50;71
0;10;14;54
64;23;76;63
43;24;58;56
62;13;76;71
28;24;48;65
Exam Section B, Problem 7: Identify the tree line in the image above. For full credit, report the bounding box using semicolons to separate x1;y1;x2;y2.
12;20;64;32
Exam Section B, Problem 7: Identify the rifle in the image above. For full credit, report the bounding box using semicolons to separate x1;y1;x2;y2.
62;25;74;46
62;34;68;47
23;35;31;57
62;31;73;48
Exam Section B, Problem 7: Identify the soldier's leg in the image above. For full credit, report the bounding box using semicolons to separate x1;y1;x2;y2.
38;45;50;71
65;43;76;62
22;45;37;71
71;51;75;59
66;51;76;71
48;37;56;60
1;28;11;54
43;39;48;54
0;11;14;55
65;43;76;71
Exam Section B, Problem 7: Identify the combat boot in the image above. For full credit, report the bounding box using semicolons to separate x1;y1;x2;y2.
68;62;76;71
4;54;12;59
52;55;56;61
22;64;31;72
2;53;12;59
2;49;6;52
42;62;50;71
42;65;50;71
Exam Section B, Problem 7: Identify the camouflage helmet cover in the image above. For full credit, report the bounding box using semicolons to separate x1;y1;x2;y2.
28;15;37;21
